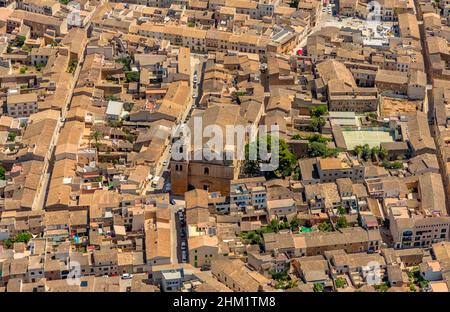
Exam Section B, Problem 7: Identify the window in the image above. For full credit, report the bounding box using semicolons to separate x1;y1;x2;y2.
204;167;210;175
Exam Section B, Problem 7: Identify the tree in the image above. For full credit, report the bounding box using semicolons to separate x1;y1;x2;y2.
336;216;348;229
371;146;380;162
67;60;77;73
307;133;330;143
419;280;429;290
240;231;262;245
123;102;134;112
289;0;299;8
382;160;403;169
3;232;33;249
337;206;346;216
22;45;31;53
15;232;32;243
309;105;328;132
335;277;346;288
269;219;281;233
7;132;16;142
4;239;13;249
270;270;289;281
108;120;123;128
311;116;326;132
310;105;328;118
116;56;132;71
125;133;136;143
242;158;261;176
106;74;115;82
307;141;328;157
12;35;26;48
354;145;364;160
243;135;297;178
276;138;298;177
35;62;46;72
379;147;388;160
318;221;333;232
374;283;389;292
286;279;298;289
90;131;102;149
290;216;301;232
313;283;324;292
125;71;140;83
20;66;28;74
366;112;378;120
106;95;120;101
292;167;301;180
307;142;338;158
361;144;372;161
0;166;5;180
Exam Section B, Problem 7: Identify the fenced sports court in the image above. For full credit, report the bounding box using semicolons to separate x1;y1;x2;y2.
341;128;395;150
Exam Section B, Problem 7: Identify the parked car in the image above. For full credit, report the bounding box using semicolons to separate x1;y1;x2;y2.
170;198;176;205
162;160;169;166
151;176;160;187
121;273;133;279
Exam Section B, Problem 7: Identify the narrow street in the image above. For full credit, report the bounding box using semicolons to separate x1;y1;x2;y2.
145;53;205;194
40;1;106;210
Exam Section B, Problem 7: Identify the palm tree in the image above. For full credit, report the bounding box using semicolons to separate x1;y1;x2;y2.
354;145;364;160
379;147;388;160
371;146;380;163
362;144;372;161
90;131;102;148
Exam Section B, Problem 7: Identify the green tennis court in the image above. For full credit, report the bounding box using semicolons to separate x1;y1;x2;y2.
342;129;395;150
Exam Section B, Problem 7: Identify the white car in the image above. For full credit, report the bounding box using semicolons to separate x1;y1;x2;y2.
121;273;133;279
162;160;169;166
151;176;160;187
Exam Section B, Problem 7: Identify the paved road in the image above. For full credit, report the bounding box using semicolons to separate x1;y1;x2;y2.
146;53;206;194
172;198;186;265
39;34;87;210
292;2;328;52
